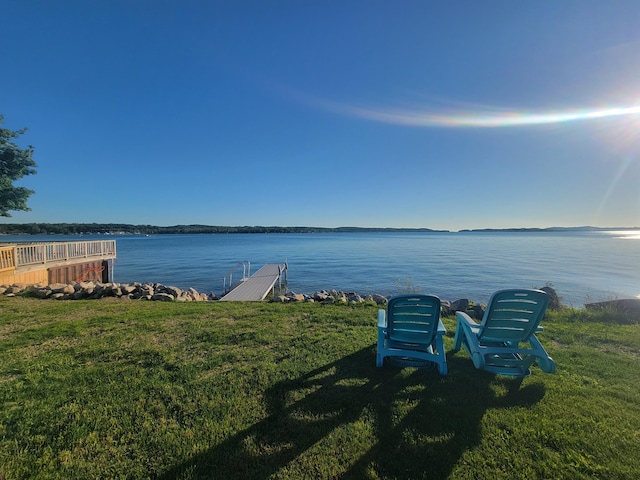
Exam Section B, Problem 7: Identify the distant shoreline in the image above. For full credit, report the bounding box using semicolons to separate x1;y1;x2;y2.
1;223;639;236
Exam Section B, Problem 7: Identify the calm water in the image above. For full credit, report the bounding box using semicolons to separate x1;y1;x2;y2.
2;230;639;306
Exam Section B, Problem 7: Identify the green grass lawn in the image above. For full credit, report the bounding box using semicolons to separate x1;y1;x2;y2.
0;296;639;479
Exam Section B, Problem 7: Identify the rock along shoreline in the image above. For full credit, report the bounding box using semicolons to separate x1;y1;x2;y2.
0;281;565;319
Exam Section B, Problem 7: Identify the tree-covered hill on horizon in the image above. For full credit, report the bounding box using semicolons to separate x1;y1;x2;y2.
0;223;638;236
0;223;449;235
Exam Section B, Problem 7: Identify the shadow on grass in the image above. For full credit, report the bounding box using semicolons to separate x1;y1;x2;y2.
160;347;545;479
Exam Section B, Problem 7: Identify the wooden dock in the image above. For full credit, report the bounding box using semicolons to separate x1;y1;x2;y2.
220;263;287;301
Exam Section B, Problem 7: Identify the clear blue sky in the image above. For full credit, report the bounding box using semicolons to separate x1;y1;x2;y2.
2;0;640;231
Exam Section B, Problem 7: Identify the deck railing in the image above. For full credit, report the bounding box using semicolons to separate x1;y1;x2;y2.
0;246;15;272
1;240;117;269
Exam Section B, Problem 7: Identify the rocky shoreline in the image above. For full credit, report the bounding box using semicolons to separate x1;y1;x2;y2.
0;281;396;305
0;281;219;303
0;281;563;319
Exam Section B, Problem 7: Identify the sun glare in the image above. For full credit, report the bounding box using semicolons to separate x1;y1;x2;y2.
605;230;640;239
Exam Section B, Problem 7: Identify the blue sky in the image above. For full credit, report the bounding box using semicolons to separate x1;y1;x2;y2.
2;0;640;231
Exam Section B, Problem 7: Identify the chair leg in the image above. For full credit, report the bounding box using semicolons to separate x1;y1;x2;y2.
471;352;485;369
452;319;464;352
528;336;557;374
537;355;556;373
376;353;384;368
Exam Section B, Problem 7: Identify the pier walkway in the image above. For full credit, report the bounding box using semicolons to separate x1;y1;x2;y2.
220;263;287;301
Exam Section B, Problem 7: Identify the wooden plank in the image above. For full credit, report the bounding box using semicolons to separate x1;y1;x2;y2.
220;264;286;301
48;260;107;284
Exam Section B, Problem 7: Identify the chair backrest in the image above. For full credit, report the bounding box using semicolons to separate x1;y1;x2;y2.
478;289;549;343
387;294;441;345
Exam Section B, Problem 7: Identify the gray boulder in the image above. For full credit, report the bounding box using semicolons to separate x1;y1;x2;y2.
162;286;183;298
450;298;469;312
540;285;561;310
152;292;175;302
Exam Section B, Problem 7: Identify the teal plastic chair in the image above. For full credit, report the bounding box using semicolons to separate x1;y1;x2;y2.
452;289;556;377
377;294;447;375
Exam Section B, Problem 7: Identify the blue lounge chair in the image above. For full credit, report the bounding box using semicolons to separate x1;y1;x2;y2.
452;289;556;377
377;294;448;375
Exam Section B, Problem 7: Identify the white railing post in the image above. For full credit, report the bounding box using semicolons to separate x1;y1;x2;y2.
224;261;251;294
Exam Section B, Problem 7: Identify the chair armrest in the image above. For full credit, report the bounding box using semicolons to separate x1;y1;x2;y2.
455;310;481;336
437;319;446;335
455;310;479;326
377;309;387;328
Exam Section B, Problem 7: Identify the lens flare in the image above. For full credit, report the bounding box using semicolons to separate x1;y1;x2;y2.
270;78;640;128
321;101;640;128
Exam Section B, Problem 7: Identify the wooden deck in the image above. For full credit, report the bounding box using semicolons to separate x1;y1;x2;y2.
0;240;117;272
220;264;287;301
0;240;117;285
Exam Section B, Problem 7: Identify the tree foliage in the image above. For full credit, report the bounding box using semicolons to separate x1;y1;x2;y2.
0;115;37;217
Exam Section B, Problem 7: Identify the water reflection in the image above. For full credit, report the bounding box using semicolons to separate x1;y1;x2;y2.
602;230;640;239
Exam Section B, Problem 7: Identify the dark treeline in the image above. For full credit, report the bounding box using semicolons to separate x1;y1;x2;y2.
0;223;447;235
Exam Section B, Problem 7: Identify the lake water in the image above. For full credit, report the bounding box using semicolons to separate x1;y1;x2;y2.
2;230;639;306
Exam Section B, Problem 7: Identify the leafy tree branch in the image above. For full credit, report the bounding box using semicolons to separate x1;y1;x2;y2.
0;115;37;217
